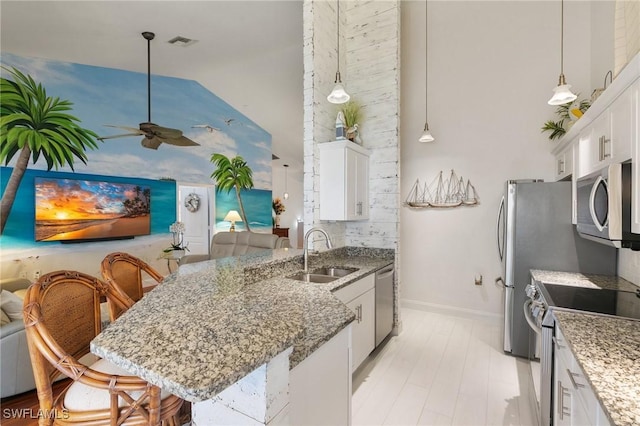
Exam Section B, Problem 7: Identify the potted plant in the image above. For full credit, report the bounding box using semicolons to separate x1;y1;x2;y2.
341;100;362;144
163;221;189;257
541;98;590;140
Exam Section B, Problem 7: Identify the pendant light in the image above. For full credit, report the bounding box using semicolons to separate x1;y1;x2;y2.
419;1;435;143
283;164;289;200
327;0;350;104
548;0;577;106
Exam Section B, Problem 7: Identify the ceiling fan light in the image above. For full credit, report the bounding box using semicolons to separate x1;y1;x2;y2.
548;82;577;106
327;82;350;104
419;123;435;143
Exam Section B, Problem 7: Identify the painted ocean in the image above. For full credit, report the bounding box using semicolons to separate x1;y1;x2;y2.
215;189;273;233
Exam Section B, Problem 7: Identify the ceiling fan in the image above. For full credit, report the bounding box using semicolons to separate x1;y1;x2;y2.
98;31;199;150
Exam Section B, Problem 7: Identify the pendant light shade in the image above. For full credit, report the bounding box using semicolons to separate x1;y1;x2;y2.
283;164;289;200
327;0;350;104
419;1;435;143
548;0;577;106
419;123;435;143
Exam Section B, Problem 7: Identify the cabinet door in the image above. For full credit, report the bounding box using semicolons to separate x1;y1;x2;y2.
609;88;633;163
344;148;369;220
346;287;375;371
555;143;574;182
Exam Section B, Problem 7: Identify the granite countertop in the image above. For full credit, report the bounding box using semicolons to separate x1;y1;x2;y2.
91;246;393;403
530;269;638;292
554;311;640;426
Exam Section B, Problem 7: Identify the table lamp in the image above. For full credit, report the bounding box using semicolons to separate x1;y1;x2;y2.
224;210;243;232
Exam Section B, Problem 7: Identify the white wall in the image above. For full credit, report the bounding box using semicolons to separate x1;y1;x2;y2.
399;1;594;316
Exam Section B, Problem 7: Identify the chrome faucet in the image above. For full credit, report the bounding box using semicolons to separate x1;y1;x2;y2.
304;227;333;272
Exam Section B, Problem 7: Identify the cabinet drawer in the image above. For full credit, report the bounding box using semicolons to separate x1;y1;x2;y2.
333;274;375;304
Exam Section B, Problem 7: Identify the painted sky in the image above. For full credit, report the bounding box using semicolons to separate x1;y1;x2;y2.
35;178;148;221
0;53;272;189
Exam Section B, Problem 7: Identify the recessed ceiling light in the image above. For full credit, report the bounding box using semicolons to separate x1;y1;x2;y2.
167;36;197;47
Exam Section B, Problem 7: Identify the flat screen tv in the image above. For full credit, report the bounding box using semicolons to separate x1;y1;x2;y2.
34;177;151;243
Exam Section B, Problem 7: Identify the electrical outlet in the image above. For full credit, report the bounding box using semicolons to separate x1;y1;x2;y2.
475;274;483;286
33;270;41;281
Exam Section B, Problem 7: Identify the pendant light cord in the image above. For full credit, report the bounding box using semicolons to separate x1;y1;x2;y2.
147;36;151;123
425;0;428;121
336;0;341;79
560;0;564;77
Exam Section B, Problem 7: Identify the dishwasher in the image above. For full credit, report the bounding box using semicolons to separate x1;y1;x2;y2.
375;264;394;347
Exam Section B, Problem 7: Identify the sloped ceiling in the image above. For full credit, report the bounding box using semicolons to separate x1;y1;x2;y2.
0;0;303;170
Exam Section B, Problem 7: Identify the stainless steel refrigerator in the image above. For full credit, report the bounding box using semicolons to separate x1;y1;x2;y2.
497;180;617;358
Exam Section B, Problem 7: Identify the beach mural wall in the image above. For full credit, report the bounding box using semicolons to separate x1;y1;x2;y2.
0;53;273;249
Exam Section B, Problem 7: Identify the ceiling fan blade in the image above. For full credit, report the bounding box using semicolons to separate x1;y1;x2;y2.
139;122;183;139
98;132;145;141
104;124;145;134
164;135;200;147
141;136;162;150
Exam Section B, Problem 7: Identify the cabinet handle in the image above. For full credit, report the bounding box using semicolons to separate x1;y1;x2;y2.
598;136;604;161
557;159;565;175
557;381;571;420
553;336;565;349
356;304;363;323
602;137;611;158
567;369;585;389
357;201;363;216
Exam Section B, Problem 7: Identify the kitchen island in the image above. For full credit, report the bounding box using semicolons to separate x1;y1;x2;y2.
91;246;394;424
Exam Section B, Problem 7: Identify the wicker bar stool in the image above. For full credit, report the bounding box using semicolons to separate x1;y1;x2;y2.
22;270;183;426
100;253;164;321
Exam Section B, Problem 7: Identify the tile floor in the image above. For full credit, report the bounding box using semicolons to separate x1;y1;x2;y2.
352;308;538;426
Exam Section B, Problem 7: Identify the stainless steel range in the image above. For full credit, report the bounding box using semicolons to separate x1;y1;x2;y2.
525;273;640;426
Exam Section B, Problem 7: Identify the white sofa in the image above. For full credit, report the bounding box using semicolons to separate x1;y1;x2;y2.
1;277;37;398
180;231;290;265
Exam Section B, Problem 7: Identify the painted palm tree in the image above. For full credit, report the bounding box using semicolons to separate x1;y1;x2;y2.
0;66;100;234
210;153;254;232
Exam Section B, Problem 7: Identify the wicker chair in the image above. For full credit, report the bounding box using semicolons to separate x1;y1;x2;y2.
100;253;164;321
22;270;183;426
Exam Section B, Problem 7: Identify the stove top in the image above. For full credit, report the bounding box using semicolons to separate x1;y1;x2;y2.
540;283;640;320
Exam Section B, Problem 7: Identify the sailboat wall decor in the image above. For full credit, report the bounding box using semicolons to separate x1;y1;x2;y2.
404;170;479;209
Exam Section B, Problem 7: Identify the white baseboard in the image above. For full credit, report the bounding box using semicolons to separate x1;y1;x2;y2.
400;298;502;325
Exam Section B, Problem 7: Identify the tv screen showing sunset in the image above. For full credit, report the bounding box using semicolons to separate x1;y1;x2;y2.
34;178;151;242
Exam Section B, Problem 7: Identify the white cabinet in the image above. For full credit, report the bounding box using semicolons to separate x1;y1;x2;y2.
554;143;574;182
319;140;369;221
553;326;611;426
289;325;351;426
632;79;640;234
333;274;375;372
578;89;633;177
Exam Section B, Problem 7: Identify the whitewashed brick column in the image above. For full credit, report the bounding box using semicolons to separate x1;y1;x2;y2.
303;0;401;329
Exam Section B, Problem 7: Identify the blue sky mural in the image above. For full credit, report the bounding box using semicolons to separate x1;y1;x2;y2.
0;53;272;189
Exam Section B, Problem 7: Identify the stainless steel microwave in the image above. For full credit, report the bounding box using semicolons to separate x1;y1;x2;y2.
576;162;640;249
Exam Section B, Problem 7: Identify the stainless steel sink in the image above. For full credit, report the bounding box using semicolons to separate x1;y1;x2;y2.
287;273;338;283
311;266;359;277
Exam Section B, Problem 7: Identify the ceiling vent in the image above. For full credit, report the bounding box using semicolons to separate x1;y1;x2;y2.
167;36;197;47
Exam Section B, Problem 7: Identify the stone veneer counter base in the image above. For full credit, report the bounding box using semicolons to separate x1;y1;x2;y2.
91;246;393;402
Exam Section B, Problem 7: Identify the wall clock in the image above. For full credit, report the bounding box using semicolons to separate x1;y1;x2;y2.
184;193;201;213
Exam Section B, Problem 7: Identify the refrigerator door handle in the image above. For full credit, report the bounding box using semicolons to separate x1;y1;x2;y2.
496;196;505;261
503;284;514;353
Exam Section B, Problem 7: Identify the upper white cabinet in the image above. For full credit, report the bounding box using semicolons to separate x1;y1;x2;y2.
578;89;633;177
555;142;574;182
632;79;640;234
319;140;370;221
